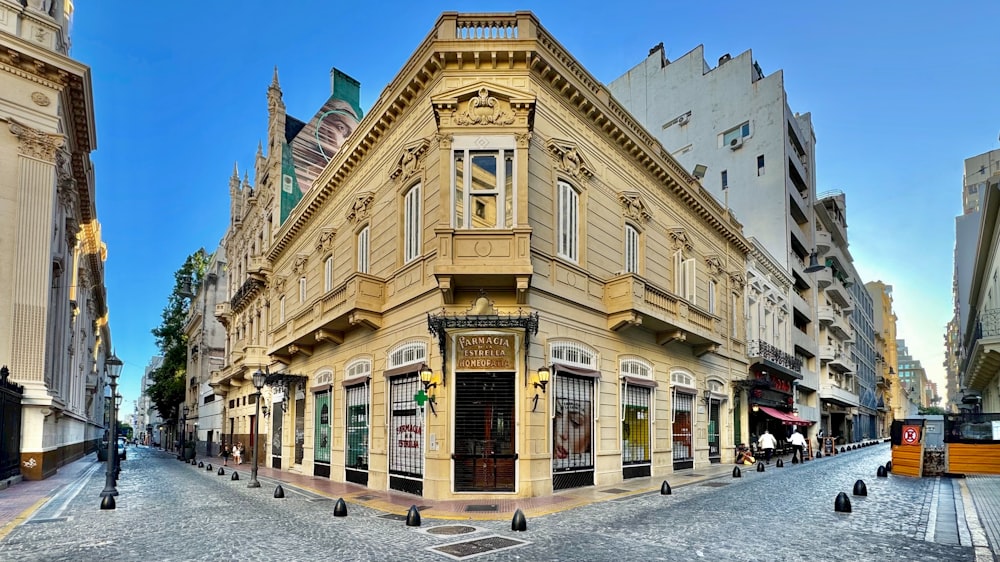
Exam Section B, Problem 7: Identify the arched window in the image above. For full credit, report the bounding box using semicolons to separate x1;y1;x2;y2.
387;340;428;369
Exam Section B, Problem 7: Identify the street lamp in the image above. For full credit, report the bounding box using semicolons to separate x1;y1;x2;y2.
248;368;267;488
179;404;189;460
113;392;123;479
100;352;123;501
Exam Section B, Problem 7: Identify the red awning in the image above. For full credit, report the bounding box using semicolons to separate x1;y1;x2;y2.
758;406;812;426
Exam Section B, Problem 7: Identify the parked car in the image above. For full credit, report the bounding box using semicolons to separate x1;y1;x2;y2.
117;437;127;461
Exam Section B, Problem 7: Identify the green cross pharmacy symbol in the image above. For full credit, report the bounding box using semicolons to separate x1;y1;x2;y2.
413;389;436;415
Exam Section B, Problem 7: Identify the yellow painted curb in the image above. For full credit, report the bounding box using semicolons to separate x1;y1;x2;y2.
0;497;48;541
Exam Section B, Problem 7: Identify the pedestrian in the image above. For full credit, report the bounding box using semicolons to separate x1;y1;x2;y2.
757;429;777;464
789;428;807;462
736;444;755;465
221;445;231;466
233;442;243;465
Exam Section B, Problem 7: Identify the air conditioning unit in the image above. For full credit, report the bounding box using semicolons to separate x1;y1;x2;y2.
675;114;690;126
729;137;744;150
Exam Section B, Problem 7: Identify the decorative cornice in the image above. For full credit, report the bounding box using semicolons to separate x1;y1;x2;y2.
546;138;593;181
9;119;63;162
618;191;651;224
389;138;430;182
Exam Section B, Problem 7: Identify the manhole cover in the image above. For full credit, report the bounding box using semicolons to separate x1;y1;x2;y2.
464;504;498;512
601;488;630;494
430;536;528;560
427;525;478;536
378;513;408;521
354;494;377;501
701;481;729;487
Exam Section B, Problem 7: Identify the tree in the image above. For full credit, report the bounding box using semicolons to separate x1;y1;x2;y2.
918;406;947;415
145;249;210;425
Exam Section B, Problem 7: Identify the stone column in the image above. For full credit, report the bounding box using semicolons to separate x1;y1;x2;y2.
8;120;63;480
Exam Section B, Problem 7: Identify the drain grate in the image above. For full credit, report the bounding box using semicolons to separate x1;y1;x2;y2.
426;525;478;536
463;504;498;512
701;481;729;487
378;513;408;521
430;536;528;560
601;488;630;494
354;494;377;501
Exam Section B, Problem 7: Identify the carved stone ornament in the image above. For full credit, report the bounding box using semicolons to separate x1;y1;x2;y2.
618;191;651;224
704;255;724;277
389;138;430;182
668;228;694;253
9;119;63;162
729;271;747;292
293;254;309;275
434;133;453;149
456;88;515;126
273;276;287;293
31;92;50;106
515;132;532;148
546;139;594;181
316;228;336;253
346;192;375;224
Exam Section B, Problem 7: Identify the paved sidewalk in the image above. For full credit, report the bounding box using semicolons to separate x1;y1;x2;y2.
0;454;101;540
195;449;769;520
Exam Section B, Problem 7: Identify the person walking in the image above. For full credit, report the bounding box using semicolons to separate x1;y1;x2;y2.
233;443;243;465
757;429;777;464
789;428;807;463
221;445;231;466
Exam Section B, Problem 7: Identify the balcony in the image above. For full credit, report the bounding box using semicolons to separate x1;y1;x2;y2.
818;305;852;341
434;228;533;304
798;366;819;391
214;302;231;327
814;266;832;289
747;339;802;378
247;256;270;279
791;289;812;317
605;274;721;355
824;275;852;308
820;383;860;407
828;353;856;374
271;273;386;357
962;307;1000;390
876;375;890;389
792;327;817;357
815;230;831;253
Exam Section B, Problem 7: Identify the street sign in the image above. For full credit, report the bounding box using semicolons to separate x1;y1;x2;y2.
902;425;920;445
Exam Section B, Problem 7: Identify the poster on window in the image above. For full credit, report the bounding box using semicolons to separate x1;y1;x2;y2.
553;375;594;472
389;375;424;477
622;385;650;464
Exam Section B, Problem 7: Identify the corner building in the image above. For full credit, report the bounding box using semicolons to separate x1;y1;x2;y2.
213;12;750;500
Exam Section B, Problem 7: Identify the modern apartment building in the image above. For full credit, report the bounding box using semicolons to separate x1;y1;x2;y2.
896;339;927;416
609;43;853;442
0;1;116;479
210;12;751;501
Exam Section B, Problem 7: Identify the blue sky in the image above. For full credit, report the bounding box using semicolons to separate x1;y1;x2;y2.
72;1;1000;413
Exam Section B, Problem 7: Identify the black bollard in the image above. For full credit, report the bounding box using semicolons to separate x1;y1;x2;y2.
100;495;116;510
274;485;285;499
231;471;239;481
511;508;527;532
853;479;868;496
333;498;348;517
776;458;784;468
206;464;213;471
877;465;887;478
834;492;852;513
405;505;421;527
885;461;892;472
815;451;823;459
217;467;225;476
840;447;846;453
757;462;765;473
660;481;672;495
198;461;204;468
732;466;742;478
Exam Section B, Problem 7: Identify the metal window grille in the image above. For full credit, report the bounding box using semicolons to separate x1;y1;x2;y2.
387;342;427;369
389;375;424;479
622;384;650;466
454;373;516;492
550;341;597;368
345;384;369;470
552;374;594;473
672;392;694;462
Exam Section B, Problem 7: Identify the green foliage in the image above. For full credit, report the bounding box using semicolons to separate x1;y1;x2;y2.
918;406;947;415
146;249;209;422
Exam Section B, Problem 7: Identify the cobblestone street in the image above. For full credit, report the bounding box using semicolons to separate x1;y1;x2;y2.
0;443;993;561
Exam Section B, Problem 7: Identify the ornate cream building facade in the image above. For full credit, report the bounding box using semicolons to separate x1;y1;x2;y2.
212;12;751;500
0;0;114;480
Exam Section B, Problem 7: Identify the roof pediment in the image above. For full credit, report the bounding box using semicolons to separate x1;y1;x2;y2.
432;82;535;128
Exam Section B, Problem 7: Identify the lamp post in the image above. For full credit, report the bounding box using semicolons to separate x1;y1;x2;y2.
100;353;123;498
113;392;123;479
179;404;189;460
248;369;267;488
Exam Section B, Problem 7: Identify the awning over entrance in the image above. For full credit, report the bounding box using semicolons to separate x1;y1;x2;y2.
758;406;812;426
